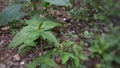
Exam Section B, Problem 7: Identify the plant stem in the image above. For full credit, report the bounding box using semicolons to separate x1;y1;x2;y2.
31;0;38;14
40;38;43;55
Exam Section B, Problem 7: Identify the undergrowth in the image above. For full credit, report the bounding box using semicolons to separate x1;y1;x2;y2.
0;0;120;68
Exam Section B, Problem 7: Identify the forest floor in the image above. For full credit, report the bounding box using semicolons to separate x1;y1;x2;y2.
0;0;120;68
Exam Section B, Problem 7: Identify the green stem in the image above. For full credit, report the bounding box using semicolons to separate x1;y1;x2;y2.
31;0;38;14
40;38;43;55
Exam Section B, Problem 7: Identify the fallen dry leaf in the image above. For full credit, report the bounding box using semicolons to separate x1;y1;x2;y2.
13;54;20;61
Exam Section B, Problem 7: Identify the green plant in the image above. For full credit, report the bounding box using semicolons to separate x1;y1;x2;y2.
81;31;94;38
8;19;61;53
89;27;120;68
0;0;72;25
44;0;72;7
70;0;119;22
27;40;88;68
0;0;73;68
59;40;88;68
27;54;57;68
70;8;90;21
0;4;27;24
0;0;72;52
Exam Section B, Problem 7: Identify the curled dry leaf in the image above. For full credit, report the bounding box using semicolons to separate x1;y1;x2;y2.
13;54;20;61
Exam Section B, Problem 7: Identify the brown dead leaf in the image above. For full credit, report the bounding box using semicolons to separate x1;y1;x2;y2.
13;54;20;61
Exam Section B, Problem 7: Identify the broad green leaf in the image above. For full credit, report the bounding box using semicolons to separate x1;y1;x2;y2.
73;45;81;56
0;4;27;24
18;40;36;53
8;26;40;48
41;21;61;30
27;56;56;68
27;60;38;68
73;45;82;51
19;41;36;52
43;57;57;66
15;0;31;3
40;64;49;68
18;43;34;53
62;52;75;59
44;0;72;6
114;56;120;64
31;14;41;21
25;20;40;28
103;54;114;61
23;40;36;46
61;54;69;64
79;54;88;60
40;1;51;8
75;57;80;67
40;31;59;47
89;47;98;52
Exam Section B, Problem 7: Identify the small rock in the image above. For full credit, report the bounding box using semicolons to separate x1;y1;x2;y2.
29;54;33;59
0;64;5;68
20;61;25;65
1;26;10;31
84;43;89;47
62;18;67;21
54;57;61;64
13;54;20;61
0;40;5;45
103;27;110;33
72;31;75;33
1;57;4;60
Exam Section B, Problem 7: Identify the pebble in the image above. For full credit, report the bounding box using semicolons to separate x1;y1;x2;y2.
72;31;75;33
0;64;5;68
62;18;67;21
20;61;25;65
13;54;20;61
0;40;5;45
1;26;10;31
103;27;110;32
